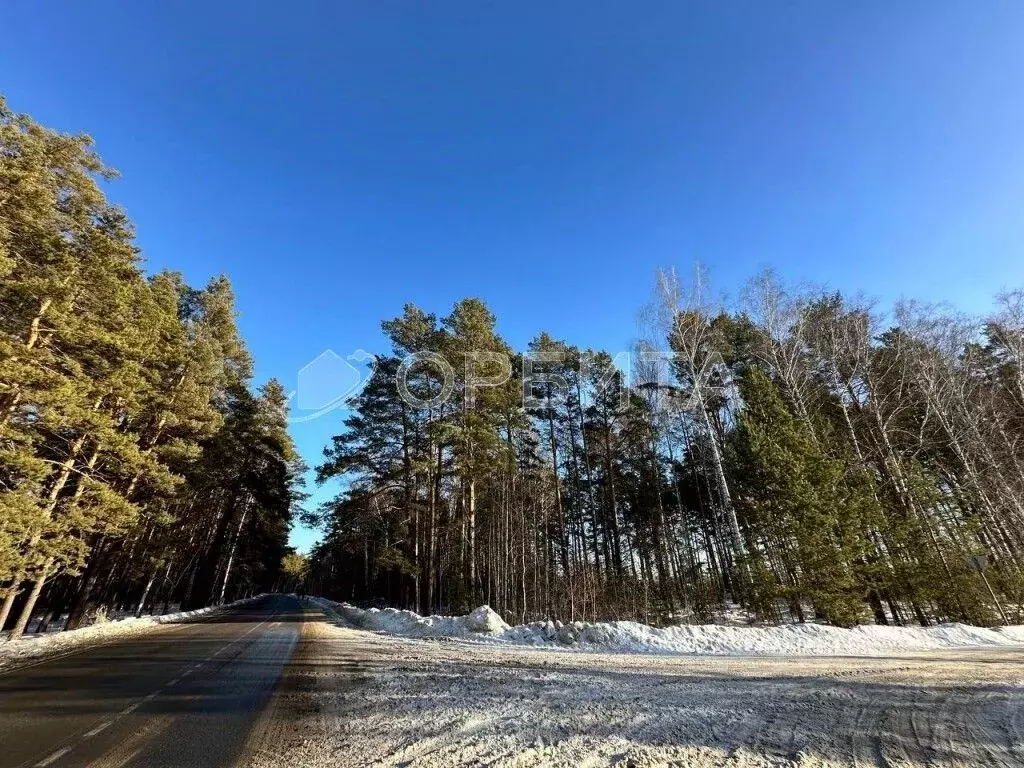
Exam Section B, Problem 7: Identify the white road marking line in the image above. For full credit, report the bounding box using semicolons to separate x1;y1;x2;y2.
83;721;111;738
18;602;281;768
159;618;270;694
207;616;270;662
35;747;70;767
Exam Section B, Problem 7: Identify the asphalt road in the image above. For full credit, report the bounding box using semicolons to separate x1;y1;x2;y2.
0;593;301;768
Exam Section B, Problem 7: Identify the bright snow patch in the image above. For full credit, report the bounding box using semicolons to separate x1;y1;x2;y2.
319;600;511;639
466;605;509;633
312;597;1024;657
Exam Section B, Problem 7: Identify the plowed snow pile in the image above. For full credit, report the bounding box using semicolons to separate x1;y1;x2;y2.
313;597;1024;656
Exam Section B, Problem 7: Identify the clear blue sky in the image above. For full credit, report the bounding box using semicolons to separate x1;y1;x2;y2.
4;2;1023;551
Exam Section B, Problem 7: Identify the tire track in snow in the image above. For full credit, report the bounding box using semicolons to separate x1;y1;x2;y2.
249;610;1024;768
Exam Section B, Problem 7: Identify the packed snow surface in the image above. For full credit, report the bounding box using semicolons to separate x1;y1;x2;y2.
252;601;1024;768
313;597;1024;657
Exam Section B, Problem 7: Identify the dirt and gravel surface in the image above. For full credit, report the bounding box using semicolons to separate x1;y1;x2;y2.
249;600;1024;768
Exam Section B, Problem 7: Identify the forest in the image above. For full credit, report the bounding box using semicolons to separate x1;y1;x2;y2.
308;272;1024;628
6;93;1024;640
0;99;303;639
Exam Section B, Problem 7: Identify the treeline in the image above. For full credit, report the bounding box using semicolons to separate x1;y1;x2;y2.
309;268;1024;628
0;98;302;639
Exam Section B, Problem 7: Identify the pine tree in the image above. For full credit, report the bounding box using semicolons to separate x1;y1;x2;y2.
728;367;871;625
1;97;299;636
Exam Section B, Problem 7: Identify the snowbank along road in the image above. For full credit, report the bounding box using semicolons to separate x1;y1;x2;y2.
5;595;1024;767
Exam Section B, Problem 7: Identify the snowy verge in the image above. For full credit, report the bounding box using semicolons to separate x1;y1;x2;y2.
309;596;1024;657
0;594;265;672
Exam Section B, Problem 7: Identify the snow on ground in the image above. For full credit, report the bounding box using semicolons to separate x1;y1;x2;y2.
22;604;186;636
0;595;263;672
311;596;1024;657
249;600;1024;768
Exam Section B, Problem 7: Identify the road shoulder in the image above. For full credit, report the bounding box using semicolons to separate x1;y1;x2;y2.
245;609;1024;768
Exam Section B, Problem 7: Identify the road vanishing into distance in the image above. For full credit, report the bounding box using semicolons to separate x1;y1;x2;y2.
5;594;1024;767
0;594;300;768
